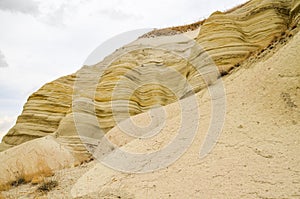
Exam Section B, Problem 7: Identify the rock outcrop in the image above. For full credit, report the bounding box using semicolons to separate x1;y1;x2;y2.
0;136;74;190
196;0;292;74
70;27;300;198
0;0;299;192
0;75;75;151
1;0;298;153
1;7;299;197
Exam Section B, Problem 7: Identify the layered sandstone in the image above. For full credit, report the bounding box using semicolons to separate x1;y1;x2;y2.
1;9;299;197
0;1;299;194
1;0;298;154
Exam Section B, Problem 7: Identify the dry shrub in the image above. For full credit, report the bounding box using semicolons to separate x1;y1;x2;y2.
23;158;54;183
0;193;5;199
140;19;205;38
0;171;28;191
37;180;58;193
0;183;10;192
169;20;205;32
31;175;44;185
223;1;250;14
0;157;54;192
10;177;26;187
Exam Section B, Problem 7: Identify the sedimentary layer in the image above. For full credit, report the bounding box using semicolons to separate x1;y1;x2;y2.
0;0;298;156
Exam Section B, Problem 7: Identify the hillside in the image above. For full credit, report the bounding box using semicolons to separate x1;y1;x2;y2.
0;0;299;198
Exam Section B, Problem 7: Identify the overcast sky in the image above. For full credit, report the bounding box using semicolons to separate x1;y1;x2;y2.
0;0;247;141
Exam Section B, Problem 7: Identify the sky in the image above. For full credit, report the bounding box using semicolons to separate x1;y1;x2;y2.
0;0;247;141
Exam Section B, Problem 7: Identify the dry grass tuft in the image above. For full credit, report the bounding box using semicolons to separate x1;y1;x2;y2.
0;158;54;192
168;20;205;32
10;177;26;187
0;182;11;192
140;19;205;38
223;1;250;14
37;180;58;193
0;193;5;199
23;158;54;183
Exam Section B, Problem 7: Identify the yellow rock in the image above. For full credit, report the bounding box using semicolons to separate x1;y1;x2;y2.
0;0;299;197
0;0;299;170
1;0;299;158
196;0;292;74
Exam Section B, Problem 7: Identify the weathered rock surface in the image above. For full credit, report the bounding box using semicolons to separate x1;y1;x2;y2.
0;0;298;153
196;0;293;74
65;22;300;199
0;0;299;196
1;15;299;198
0;136;74;190
0;75;75;151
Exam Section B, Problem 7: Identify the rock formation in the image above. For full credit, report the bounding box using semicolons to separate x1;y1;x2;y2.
1;0;298;153
0;0;299;197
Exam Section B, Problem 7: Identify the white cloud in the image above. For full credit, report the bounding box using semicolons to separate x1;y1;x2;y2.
99;8;139;21
0;0;39;15
0;116;16;141
38;4;66;26
0;50;8;67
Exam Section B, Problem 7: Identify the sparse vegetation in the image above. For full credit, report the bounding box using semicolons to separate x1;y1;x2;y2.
223;1;250;14
37;180;58;193
140;19;205;38
11;177;26;187
0;183;10;192
0;158;55;192
168;20;205;32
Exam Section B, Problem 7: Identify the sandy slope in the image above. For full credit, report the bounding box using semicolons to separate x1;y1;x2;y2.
69;27;300;199
0;0;299;198
2;19;299;199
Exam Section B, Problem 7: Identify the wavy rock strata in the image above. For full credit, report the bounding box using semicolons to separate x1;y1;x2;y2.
1;10;299;197
1;0;298;154
71;26;300;198
0;75;75;151
0;2;299;191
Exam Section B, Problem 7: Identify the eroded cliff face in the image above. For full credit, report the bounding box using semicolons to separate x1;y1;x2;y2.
0;0;300;193
291;0;300;22
196;0;292;74
0;0;298;153
0;75;75;151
